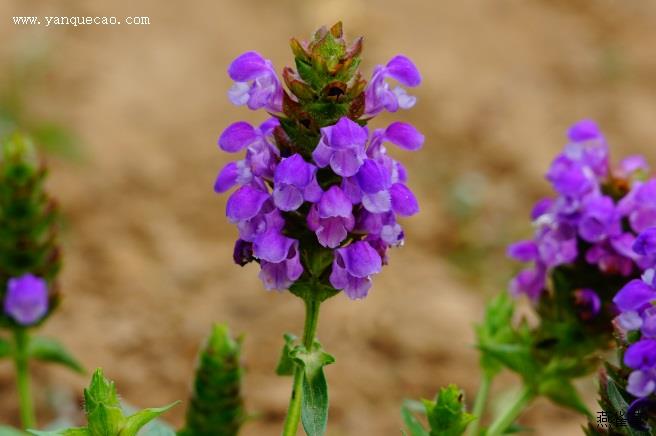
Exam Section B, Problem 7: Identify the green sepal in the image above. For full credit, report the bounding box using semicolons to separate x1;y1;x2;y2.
302;247;333;278
28;336;85;373
289;279;338;303
290;340;335;436
118;401;180;436
276;333;298;376
423;385;475;436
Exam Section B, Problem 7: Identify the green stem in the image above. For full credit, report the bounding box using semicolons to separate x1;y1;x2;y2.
465;372;493;436
281;297;321;436
13;328;36;429
486;386;534;436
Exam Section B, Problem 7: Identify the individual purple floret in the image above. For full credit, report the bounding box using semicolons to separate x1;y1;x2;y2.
215;29;422;299
227;51;283;112
508;120;656;302
273;154;322;211
4;274;48;326
329;241;382;299
313;117;369;177
364;55;421;117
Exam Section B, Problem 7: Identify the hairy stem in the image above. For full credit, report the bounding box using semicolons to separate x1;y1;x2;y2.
466;372;493;436
281;297;321;436
486;386;534;436
14;329;36;429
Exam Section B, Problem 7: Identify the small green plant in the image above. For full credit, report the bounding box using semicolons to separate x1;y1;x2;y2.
27;368;178;436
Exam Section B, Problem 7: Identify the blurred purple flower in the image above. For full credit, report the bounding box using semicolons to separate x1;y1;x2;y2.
4;274;48;325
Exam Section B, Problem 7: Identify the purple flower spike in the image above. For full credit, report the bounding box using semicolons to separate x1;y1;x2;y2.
273;154;322;211
330;241;383;299
308;186;355;248
365;55;421;116
4;274;48;325
227;51;283;112
313;117;368;177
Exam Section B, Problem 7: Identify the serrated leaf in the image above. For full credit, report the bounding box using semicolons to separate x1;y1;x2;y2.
539;378;590;417
28;336;85;373
401;400;429;436
118;401;180;436
276;333;298;376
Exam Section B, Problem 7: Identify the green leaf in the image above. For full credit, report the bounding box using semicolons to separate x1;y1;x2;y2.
477;342;537;382
539;378;590;417
475;294;517;377
423;385;475;436
291;341;335;436
28;336;85;373
3;425;30;435
0;336;13;358
275;333;298;376
119;401;180;436
400;400;429;436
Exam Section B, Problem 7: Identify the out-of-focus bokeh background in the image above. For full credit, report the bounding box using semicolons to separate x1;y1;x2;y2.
1;0;656;434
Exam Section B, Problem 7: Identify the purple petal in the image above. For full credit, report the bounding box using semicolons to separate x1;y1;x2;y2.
385;55;421;87
226;185;270;222
341;241;382;278
531;198;553;219
627;370;656;398
4;274;48;325
312;139;333;168
618;155;649;178
362;190;392;214
507;240;538;262
274;154;313;188
331;148;364;177
214;162;239;193
356;160;389;194
342;276;373;300
328;117;368;150
568;119;602;142
273;185;304;211
613;279;656;312
316;217;350;248
303;177;323;203
219;122;258;152
318;186;352;218
384;122;424;151
253;230;294;263
624;339;656;369
390;183;419;216
233;239;254;266
634;228;656;256
228;51;271;81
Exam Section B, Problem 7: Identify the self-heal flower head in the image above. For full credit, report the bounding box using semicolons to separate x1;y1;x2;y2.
509;120;656;305
227;51;283;112
215;24;422;299
364;55;421;117
4;274;48;326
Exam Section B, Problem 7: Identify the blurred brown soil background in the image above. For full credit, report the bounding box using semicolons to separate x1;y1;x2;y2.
1;1;656;435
